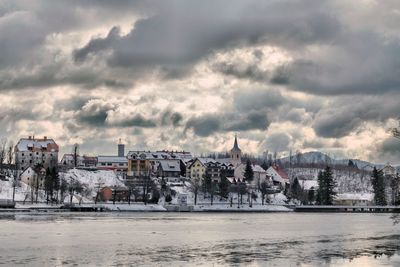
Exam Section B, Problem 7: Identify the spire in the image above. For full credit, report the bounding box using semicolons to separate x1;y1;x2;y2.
232;134;239;150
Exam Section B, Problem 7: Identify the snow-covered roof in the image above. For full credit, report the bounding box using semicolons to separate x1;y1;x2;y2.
97;156;127;163
159;160;181;172
252;164;267;173
16;137;58;152
267;165;289;182
336;193;374;201
300;179;318;190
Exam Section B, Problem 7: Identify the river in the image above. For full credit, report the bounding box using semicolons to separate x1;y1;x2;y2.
0;212;399;266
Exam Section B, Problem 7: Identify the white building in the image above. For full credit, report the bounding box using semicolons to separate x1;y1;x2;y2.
20;166;46;188
266;165;290;188
97;156;128;173
234;163;270;187
15;136;59;171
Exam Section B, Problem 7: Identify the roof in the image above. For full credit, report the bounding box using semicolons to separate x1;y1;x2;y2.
97;156;127;163
159;160;181;172
270;165;289;180
16;137;59;152
336;193;374;201
300;179;318;190
127;150;193;161
187;157;215;168
252;164;267;173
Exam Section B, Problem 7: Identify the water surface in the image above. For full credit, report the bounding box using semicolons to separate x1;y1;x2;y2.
0;212;399;266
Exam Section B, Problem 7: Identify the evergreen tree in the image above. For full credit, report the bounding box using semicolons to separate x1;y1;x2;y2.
291;178;303;201
244;159;254;182
316;166;337;205
324;166;336;205
260;161;269;171
316;171;324;205
371;167;387;205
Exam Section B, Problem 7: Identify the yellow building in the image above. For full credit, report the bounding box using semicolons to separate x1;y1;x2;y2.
186;158;214;180
127;152;151;177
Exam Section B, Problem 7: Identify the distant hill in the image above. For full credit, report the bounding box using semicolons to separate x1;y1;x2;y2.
278;151;393;171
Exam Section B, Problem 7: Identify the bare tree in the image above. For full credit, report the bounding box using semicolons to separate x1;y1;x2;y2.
0;138;7;173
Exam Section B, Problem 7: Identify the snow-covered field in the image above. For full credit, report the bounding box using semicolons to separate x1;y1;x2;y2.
290;167;372;193
60;169;124;191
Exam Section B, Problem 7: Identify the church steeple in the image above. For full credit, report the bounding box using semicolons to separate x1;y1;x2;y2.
230;134;242;164
232;134;239;150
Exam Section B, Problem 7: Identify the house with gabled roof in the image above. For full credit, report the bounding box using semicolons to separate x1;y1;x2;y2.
15;136;59;171
266;164;290;188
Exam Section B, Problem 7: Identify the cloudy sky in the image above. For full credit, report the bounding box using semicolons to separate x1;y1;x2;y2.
0;0;399;163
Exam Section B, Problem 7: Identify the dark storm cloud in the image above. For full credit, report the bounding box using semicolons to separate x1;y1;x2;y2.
233;89;284;112
212;61;268;83
263;132;291;153
185;116;221;137
73;26;121;63
374;137;400;163
73;1;339;76
185;111;270;137
225;111;269;132
112;114;157;128
313;94;400;138
161;110;183;127
76;100;112;127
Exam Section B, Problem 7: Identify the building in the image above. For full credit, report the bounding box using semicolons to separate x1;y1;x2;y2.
186;158;215;180
118;140;125;157
60;154;98;168
15;136;59;171
266;164;290;188
97;156;128;172
230;135;242;165
126;151;182;177
382;164;397;177
99;186;129;202
20;166;46;188
334;193;374;206
158;160;181;178
234;163;269;187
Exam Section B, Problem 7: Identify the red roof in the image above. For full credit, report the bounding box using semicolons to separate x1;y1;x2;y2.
272;165;289;180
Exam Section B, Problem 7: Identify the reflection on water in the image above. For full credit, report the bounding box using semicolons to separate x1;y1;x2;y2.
0;212;399;266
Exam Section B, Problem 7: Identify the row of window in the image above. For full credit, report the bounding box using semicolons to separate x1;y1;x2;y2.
21;152;55;157
100;162;127;166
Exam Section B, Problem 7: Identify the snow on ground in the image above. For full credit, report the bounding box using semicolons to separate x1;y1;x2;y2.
336;192;374;201
0;179;46;202
291;167;372;193
60;168;124;193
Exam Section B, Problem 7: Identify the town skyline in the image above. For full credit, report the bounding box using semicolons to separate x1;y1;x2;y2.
0;1;399;165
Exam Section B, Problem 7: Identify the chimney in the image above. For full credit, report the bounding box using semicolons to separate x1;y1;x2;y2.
28;136;31;140
44;136;47;140
118;139;125;157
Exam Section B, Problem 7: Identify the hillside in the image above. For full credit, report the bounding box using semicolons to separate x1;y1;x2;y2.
279;151;396;171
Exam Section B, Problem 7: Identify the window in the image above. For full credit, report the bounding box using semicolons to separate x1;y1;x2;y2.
107;163;112;166
101;163;106;166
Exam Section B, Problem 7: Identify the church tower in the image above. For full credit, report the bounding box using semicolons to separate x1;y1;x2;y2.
230;134;242;164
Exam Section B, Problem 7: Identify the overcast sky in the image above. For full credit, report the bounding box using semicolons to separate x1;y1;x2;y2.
0;0;399;163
